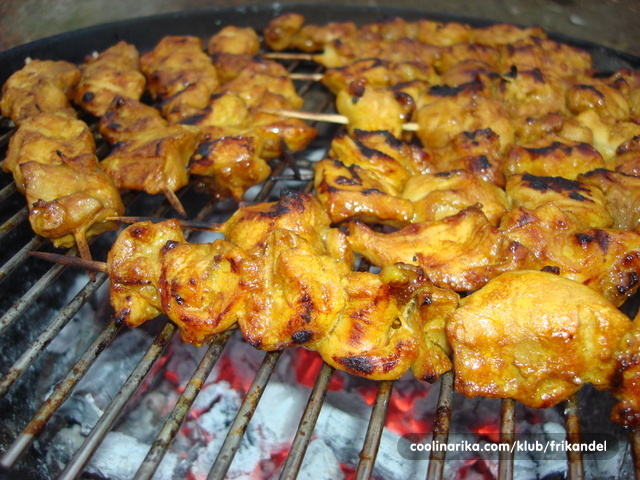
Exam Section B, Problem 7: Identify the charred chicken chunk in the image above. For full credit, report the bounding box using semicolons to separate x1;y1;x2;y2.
140;36;219;122
160;239;253;346
402;169;510;226
504;139;606;179
610;312;640;426
98;97;169;143
500;37;593;77
347;206;529;291
313;158;415;227
108;219;186;328
74;41;146;117
207;25;261;83
447;270;632;409
4;112;96;192
1;59;80;124
23;153;124;249
500;205;640;306
506;173;612;229
239;229;349;351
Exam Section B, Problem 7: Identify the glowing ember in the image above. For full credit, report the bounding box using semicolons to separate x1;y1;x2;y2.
292;348;345;391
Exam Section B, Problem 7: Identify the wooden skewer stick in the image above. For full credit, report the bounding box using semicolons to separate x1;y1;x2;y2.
260;108;419;132
163;187;187;218
289;72;324;82
262;52;316;62
73;231;96;280
107;216;224;232
29;250;108;274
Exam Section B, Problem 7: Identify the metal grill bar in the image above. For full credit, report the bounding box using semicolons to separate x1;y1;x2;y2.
207;350;282;480
498;399;516;480
0;271;107;396
355;380;393;480
631;428;640;479
565;394;585;480
0;315;123;468
135;329;233;480
0;235;45;283
58;320;178;480
426;371;454;480
0;207;27;242
279;362;335;480
0;181;16;204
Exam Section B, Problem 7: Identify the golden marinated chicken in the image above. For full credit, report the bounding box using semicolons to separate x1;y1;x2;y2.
502;68;570;118
140;35;219;123
436;44;501;75
160;238;254;346
320;58;439;95
108;219;186;327
500;204;640;306
219;191;353;265
207;25;261;83
239;228;349;351
512;112;593;145
100;123;201;203
610;311;640;426
446;270;632;409
612;134;640;176
98;97;168;143
499;37;593;77
505;173;612;229
578;169;640;231
264;12;356;53
430;128;506;187
566;74;632;120
347;206;530;291
23;152;124;250
402;169;510;226
4;111;96;192
74;41;146;117
574;110;640;161
188;133;271;202
313;158;415;227
415;89;515;151
504;139;606;179
1;59;80;125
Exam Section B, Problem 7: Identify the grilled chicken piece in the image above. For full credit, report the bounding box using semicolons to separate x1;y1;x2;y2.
207;26;260;83
1;59;80;124
512;112;593;145
436;44;501;75
610;312;640;426
4;112;96;192
220;191;353;265
74;41;146;117
313;158;415;227
415;90;514;151
504;139;606;179
347;206;529;291
579;169;640;231
566;75;631;120
447;270;632;409
316;266;421;381
239;229;349;351
402;169;510;226
321;58;439;95
264;12;356;53
335;83;412;138
612;135;640;176
500;204;640;306
499;37;593;77
329;132;414;192
502;68;570;118
506;173;612;229
159;239;253;346
23;153;124;249
574;110;640;161
140;36;219;123
430;129;506;187
98;97;168;143
101;123;201;197
188;133;271;202
108;220;186;328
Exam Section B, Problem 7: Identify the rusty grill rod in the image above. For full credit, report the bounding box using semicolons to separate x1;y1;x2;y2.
0;271;108;396
0;207;27;242
58;320;178;480
355;380;394;480
207;350;283;480
498;398;517;480
135;329;234;480
279;362;336;480
565;394;585;480
0;314;123;468
426;371;454;480
631;427;640;479
0;181;16;204
0;235;46;284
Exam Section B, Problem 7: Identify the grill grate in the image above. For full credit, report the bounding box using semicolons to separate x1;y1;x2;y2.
0;8;639;480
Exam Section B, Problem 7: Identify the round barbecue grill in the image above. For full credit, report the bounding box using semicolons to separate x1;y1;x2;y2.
0;5;639;480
